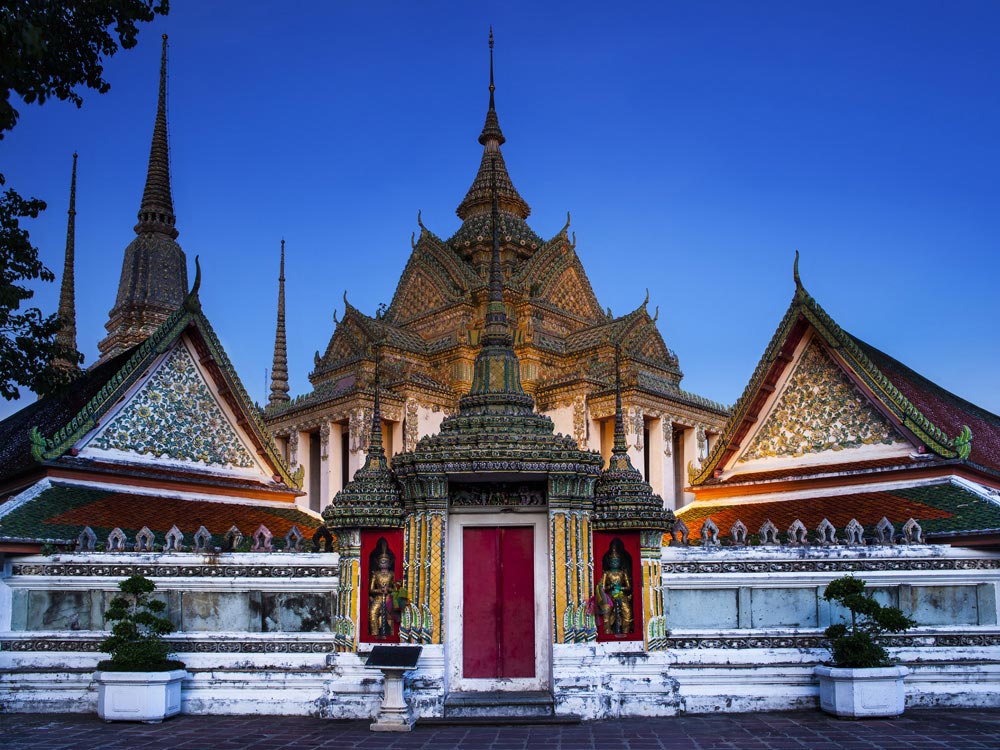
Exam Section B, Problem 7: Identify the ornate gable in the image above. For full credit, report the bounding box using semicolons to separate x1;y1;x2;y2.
387;265;452;324
736;338;906;465
625;317;675;366
84;341;259;471
318;318;366;370
539;264;603;321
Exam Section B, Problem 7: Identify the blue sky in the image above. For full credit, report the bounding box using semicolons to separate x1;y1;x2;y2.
3;1;999;422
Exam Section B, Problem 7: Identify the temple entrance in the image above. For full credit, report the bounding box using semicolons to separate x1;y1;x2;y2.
462;526;535;678
447;512;550;693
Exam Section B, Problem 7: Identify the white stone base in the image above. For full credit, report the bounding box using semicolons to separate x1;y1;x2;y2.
96;669;187;722
815;665;909;718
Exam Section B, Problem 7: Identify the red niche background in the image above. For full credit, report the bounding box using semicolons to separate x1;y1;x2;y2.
359;529;404;643
592;530;643;642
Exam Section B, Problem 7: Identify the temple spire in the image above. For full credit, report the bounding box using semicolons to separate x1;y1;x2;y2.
268;240;290;406
368;334;385;458
134;34;177;239
482;157;510;345
53;152;79;371
98;33;188;362
612;343;629;459
457;148;534;415
455;28;529;222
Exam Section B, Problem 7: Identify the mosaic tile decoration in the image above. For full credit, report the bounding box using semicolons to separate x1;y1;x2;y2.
94;344;256;468
739;339;901;462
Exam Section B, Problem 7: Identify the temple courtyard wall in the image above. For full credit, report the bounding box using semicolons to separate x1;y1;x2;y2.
1;544;998;719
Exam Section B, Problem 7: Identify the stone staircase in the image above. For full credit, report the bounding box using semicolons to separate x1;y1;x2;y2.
420;691;579;725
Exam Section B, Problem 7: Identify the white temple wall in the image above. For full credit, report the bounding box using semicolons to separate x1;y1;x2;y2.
416;404;445;443
544;404;575;444
2;544;999;718
681;426;700;505
296;428;314;512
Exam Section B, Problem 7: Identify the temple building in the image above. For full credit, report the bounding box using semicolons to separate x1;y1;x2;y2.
676;257;1000;548
1;33;999;722
262;36;727;516
0;36;315;557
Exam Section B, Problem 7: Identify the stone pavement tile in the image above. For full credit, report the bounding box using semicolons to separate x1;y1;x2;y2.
3;710;1000;750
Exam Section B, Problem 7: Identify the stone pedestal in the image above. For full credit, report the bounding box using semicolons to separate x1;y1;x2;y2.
370;668;413;731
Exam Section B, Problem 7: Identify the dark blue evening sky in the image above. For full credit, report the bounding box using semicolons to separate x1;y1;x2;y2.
3;1;998;421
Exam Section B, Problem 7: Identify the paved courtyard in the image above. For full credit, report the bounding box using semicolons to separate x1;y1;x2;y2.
2;709;999;750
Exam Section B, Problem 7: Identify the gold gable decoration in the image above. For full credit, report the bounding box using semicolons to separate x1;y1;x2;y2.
544;266;600;320
738;340;901;463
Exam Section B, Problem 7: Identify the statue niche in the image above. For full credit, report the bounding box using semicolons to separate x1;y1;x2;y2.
597;538;634;636
367;538;396;639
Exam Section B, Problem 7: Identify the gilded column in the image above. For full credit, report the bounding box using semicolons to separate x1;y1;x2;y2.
334;528;360;652
640;529;666;650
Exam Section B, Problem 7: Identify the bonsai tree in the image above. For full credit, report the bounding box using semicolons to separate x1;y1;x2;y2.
822;576;916;668
99;575;184;671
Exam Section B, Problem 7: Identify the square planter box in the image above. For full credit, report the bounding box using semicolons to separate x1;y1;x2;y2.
96;669;187;722
814;665;908;718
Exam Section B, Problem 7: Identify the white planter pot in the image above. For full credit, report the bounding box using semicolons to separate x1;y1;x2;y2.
96;669;187;722
814;665;908;718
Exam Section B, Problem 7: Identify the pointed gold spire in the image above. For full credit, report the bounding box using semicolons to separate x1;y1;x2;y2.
455;28;530;222
458;152;534;416
53;152;80;372
99;33;188;362
268;239;290;406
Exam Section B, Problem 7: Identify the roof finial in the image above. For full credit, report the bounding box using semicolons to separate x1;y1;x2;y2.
368;327;385;457
268;239;290;406
477;27;504;148
134;33;177;239
612;342;629;458
54;152;80;372
488;25;496;110
793;249;803;291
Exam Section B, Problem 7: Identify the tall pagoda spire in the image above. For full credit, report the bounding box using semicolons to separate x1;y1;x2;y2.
53;152;80;371
457;151;535;416
455;29;530;223
98;34;188;362
268;240;290;406
134;34;177;239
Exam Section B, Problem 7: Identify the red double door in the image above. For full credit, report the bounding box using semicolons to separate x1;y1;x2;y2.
462;526;536;679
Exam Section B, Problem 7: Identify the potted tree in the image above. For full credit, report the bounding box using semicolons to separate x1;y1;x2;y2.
815;576;916;718
95;575;187;722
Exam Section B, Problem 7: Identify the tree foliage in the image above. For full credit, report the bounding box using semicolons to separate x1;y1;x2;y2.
0;0;170;136
99;574;183;671
0;1;168;400
823;575;916;668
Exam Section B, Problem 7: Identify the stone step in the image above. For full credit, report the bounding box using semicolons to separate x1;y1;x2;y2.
419;715;581;727
441;691;566;722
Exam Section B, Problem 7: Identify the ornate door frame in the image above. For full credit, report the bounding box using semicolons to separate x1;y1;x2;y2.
446;511;551;693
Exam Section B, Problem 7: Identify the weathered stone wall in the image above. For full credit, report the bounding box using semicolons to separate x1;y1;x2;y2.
2;544;999;719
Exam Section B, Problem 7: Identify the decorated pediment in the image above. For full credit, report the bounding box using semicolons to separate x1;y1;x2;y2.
319;318;367;367
735;338;908;467
83;341;263;473
540;265;603;320
625;319;675;366
388;265;452;324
